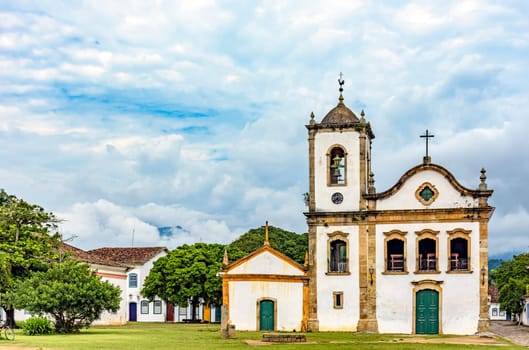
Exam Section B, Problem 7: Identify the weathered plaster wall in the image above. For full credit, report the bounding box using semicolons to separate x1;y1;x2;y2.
314;131;360;212
230;251;304;275
228;281;303;331
316;225;360;331
376;222;481;334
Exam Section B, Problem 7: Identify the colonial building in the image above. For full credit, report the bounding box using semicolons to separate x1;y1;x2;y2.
222;80;494;335
305;81;494;334
221;223;309;331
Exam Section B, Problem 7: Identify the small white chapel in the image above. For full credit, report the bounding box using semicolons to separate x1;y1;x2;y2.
221;78;494;335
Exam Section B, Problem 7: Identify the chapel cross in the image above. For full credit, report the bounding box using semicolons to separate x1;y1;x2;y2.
420;129;435;158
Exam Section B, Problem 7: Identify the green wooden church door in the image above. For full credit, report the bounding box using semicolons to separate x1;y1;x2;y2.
259;300;274;331
416;289;439;334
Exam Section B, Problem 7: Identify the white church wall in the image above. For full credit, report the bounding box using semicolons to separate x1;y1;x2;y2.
377;170;477;211
376;222;481;335
228;281;303;331
229;251;304;276
314;131;360;212
316;225;360;331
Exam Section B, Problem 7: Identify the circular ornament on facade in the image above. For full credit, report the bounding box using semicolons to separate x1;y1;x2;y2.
415;182;439;205
331;192;343;204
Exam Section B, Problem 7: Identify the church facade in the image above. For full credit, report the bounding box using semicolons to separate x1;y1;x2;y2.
221;83;494;335
305;85;494;334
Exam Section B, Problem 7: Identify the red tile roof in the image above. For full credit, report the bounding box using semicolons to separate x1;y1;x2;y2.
60;243;128;267
60;243;167;267
88;247;168;265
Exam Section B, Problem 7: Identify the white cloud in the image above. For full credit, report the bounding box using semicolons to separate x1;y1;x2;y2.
1;1;529;257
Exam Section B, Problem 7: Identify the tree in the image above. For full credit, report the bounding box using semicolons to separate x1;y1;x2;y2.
142;243;228;321
6;260;120;333
0;189;61;326
142;226;307;321
228;225;308;264
492;252;529;322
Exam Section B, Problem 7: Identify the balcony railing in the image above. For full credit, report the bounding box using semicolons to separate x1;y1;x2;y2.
329;259;348;273
387;254;405;272
417;254;437;271
449;254;470;271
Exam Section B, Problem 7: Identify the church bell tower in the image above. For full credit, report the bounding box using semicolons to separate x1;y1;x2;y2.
304;76;375;332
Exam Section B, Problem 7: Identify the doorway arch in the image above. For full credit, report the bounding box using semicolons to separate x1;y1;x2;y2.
412;280;443;334
257;298;277;331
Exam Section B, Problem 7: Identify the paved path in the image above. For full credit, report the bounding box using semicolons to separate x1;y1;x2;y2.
489;320;529;347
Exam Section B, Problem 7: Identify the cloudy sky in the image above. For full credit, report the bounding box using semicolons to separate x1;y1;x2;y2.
1;1;528;256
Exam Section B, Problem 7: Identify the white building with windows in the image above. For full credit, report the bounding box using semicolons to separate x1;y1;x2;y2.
304;85;494;335
88;247;169;323
14;245;169;325
224;82;494;335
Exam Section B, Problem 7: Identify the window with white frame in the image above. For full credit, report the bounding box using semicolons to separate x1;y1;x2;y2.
129;273;138;288
141;300;149;314
154;300;162;314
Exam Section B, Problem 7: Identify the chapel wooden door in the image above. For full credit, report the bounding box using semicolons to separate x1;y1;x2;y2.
416;289;439;334
259;300;274;331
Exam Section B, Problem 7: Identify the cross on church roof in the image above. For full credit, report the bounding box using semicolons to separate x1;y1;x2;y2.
420;129;434;157
420;129;435;164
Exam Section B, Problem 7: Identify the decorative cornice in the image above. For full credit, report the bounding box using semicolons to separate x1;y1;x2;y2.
411;279;444;286
447;228;472;235
222;244;306;273
364;163;493;200
415;229;440;236
327;231;349;238
221;274;309;282
383;229;408;237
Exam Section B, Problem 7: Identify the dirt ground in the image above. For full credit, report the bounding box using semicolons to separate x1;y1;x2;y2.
489;320;529;347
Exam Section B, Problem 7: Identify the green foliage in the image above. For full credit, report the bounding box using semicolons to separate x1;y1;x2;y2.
20;317;55;335
0;190;61;292
227;225;308;264
143;243;226;313
0;189;62;327
7;260;121;333
142;226;307;321
492;253;529;315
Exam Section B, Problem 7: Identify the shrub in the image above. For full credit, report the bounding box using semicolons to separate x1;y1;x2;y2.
21;317;54;336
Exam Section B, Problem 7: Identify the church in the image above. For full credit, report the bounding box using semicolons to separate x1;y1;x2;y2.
221;79;494;335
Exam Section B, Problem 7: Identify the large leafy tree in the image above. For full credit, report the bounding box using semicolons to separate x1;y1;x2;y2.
7;260;120;333
142;243;228;320
0;189;61;326
492;252;529;322
142;226;308;320
228;225;308;264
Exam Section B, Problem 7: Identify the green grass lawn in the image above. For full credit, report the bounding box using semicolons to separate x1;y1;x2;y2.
0;323;525;350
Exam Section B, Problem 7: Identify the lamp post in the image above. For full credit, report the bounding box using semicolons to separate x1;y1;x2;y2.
369;265;375;285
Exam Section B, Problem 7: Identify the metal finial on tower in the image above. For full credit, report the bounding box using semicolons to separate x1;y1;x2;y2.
338;72;345;102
